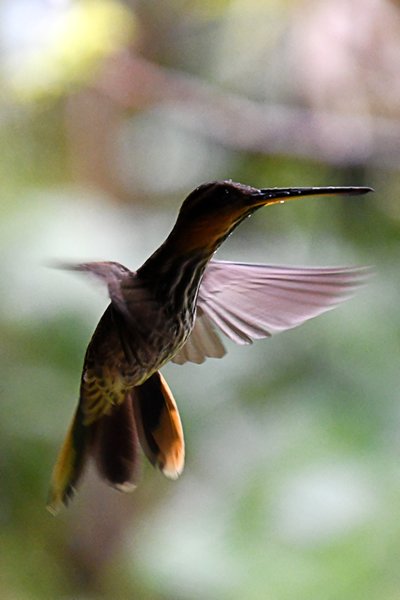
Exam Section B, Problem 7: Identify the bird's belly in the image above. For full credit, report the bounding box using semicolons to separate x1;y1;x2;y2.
82;304;193;424
121;313;192;385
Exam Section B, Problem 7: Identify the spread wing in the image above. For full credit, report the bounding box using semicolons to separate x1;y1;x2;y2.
171;260;369;364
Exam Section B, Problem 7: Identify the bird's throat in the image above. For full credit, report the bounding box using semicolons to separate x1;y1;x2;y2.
137;208;247;315
168;212;244;257
137;235;212;316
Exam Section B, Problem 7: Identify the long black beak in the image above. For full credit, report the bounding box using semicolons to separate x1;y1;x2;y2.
253;186;373;206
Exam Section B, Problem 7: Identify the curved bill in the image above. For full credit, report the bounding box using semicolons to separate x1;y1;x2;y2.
252;186;374;207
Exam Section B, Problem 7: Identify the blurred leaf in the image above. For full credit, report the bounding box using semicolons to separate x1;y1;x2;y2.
1;0;135;101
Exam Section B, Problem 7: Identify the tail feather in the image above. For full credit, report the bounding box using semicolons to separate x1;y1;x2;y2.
92;398;140;492
48;397;140;514
48;371;183;513
47;406;88;515
131;371;185;479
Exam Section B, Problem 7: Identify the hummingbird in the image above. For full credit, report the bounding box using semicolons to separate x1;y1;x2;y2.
47;181;372;514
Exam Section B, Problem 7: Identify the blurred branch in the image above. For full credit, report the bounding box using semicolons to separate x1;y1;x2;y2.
96;51;400;169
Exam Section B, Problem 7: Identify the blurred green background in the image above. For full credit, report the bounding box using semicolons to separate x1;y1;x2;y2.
1;0;400;598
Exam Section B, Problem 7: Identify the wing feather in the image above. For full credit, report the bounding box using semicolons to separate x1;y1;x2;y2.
172;309;226;364
172;260;369;363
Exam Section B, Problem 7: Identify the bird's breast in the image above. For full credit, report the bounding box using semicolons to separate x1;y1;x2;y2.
121;304;195;383
115;262;204;379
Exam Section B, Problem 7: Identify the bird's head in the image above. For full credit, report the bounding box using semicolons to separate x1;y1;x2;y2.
171;180;372;256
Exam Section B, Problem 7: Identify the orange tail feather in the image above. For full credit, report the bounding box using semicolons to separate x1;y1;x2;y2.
132;371;185;479
47;406;87;515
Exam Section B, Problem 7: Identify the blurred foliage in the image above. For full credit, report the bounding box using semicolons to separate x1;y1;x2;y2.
1;0;400;599
1;0;135;100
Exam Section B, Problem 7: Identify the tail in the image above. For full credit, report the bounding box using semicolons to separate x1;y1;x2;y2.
47;399;140;515
131;371;185;479
91;398;140;492
47;405;87;515
47;371;183;513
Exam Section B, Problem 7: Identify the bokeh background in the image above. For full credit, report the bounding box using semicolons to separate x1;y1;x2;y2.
1;1;400;598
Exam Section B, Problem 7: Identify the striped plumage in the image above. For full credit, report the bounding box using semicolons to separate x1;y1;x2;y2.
47;181;372;514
